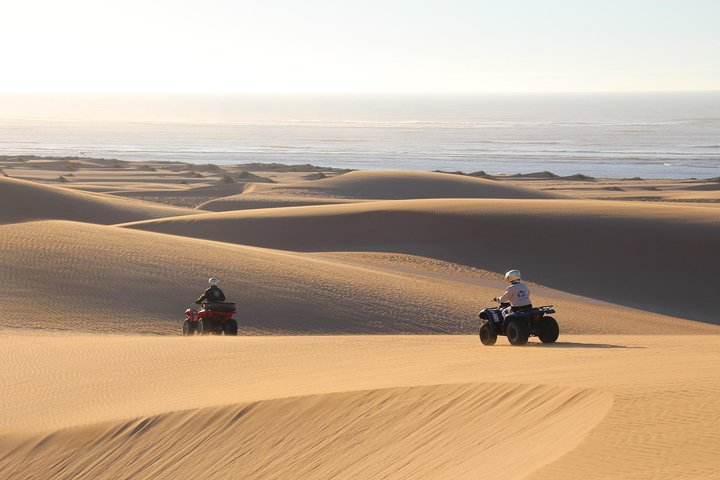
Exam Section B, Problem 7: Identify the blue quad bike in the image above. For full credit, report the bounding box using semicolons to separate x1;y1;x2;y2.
478;302;559;346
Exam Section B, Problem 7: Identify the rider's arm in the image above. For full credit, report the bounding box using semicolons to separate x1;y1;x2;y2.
497;286;513;304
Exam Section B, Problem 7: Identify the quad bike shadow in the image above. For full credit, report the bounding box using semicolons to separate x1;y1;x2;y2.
183;302;238;336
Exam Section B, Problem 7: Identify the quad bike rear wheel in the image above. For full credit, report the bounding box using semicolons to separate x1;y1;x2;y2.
479;324;497;346
537;316;559;343
223;319;238;336
182;319;196;336
506;318;530;346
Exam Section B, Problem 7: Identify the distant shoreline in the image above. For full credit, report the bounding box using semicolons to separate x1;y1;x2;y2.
2;154;719;183
2;92;719;180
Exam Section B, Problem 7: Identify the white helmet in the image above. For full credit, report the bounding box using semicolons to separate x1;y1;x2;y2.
504;270;521;283
208;277;220;286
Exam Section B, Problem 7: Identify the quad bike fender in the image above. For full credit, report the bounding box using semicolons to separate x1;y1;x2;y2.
185;308;198;322
480;308;504;324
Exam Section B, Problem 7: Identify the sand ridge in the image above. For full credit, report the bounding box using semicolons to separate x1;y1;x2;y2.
2;163;720;479
0;176;195;224
1;333;719;479
121;198;720;325
1;219;714;335
0;383;611;480
198;170;562;211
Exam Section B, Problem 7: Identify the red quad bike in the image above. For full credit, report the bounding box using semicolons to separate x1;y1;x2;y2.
184;302;238;336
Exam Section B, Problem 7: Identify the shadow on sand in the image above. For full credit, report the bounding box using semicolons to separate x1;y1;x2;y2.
526;341;644;349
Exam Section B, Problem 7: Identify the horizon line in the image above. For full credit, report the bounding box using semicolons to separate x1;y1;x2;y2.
2;89;720;96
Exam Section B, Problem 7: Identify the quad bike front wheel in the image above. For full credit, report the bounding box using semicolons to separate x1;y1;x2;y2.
537;316;559;343
182;319;196;336
479;324;497;346
196;319;213;336
505;319;530;346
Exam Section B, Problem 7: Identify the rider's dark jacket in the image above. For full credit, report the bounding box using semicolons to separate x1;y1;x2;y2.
196;285;226;304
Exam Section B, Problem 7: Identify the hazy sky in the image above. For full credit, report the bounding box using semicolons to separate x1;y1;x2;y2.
1;0;718;93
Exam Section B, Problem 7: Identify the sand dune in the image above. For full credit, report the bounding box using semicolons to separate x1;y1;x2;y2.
0;176;194;224
104;182;256;208
111;182;252;197
0;220;478;335
200;193;366;210
1;333;718;479
1;220;707;335
0;383;609;480
198;170;560;211
122;198;720;325
511;176;720;205
3;161;720;480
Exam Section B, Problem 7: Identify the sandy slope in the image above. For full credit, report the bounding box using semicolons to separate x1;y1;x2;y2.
122;198;720;325
1;383;610;480
2;164;720;479
2;220;707;335
513;176;720;205
198;170;561;211
0;176;194;224
201;193;366;210
1;333;719;479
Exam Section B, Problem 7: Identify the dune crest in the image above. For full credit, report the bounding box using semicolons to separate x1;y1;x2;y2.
0;176;194;224
1;219;711;335
0;384;611;480
122;198;720;325
198;170;560;211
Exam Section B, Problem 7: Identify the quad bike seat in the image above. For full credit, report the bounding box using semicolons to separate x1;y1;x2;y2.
203;302;236;312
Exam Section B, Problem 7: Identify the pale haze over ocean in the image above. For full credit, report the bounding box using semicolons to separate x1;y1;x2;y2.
3;1;719;179
2;92;720;179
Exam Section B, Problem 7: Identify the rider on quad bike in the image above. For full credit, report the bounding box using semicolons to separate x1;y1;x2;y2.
184;277;238;336
196;277;226;304
494;269;532;316
479;269;559;346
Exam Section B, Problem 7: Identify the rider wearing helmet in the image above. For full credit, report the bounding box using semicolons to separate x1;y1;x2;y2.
494;269;532;312
195;277;226;305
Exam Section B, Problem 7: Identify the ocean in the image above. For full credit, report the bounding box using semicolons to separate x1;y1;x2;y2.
1;92;719;179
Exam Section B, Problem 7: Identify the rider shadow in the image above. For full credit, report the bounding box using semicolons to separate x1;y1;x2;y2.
526;341;644;349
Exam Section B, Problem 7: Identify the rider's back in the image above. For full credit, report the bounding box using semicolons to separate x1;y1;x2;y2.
501;281;532;307
197;285;226;304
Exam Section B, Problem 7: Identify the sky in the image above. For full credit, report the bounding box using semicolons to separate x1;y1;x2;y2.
1;0;719;94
